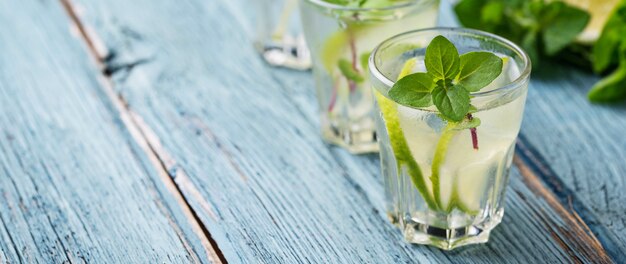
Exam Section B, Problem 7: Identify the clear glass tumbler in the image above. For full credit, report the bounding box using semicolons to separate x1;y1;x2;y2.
369;28;531;249
299;0;440;153
254;0;311;70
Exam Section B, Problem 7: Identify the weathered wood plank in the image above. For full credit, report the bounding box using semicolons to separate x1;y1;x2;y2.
0;1;219;263
68;0;621;263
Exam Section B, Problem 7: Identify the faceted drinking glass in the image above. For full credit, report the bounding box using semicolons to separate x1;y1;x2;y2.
369;28;531;249
255;0;311;70
299;0;440;153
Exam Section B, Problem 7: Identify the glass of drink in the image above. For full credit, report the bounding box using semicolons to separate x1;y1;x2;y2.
369;28;531;249
254;0;311;70
299;0;440;153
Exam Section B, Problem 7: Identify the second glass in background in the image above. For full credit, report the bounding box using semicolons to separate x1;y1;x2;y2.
299;0;440;153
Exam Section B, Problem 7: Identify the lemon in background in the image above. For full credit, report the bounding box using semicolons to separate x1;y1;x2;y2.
563;0;621;43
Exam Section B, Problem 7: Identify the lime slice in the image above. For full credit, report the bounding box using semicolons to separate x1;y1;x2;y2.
375;58;438;210
563;0;621;44
431;123;458;208
321;29;349;73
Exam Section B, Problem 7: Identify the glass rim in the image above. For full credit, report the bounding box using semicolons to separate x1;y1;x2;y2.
303;0;429;12
369;27;532;98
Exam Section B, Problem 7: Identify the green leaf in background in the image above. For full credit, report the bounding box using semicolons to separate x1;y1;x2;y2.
589;41;626;102
588;1;626;102
454;0;590;63
389;73;434;107
542;2;591;55
454;0;488;29
588;65;626;102
425;36;461;81
521;30;540;66
458;52;504;92
338;59;364;82
592;2;626;73
432;84;470;122
480;1;504;25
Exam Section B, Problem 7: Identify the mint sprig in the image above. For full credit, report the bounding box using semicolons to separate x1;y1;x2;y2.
389;35;503;122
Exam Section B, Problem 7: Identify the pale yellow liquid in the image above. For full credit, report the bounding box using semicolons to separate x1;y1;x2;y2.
375;55;527;230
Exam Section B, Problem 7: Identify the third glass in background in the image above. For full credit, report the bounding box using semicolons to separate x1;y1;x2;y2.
369;28;531;250
255;0;311;70
299;0;440;153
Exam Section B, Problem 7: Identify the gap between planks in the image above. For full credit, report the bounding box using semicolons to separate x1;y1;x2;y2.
59;0;226;263
513;148;614;264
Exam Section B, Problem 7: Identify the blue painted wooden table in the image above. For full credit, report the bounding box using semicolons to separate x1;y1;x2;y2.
0;0;624;263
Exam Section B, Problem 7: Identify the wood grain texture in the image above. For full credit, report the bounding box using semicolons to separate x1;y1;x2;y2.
0;0;217;263
68;0;622;263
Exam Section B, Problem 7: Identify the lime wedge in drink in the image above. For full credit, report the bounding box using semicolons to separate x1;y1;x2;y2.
375;58;438;210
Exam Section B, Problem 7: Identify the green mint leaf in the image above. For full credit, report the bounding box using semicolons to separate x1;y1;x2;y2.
432;84;470;122
592;3;626;73
389;73;433;108
588;64;626;102
458;52;504;92
425;36;461;81
541;2;590;55
338;59;364;82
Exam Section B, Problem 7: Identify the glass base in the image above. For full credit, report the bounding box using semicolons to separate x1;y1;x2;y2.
321;122;378;154
401;212;503;250
256;41;311;70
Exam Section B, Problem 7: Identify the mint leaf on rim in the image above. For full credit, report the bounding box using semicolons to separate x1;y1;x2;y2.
388;72;434;108
458;52;504;92
425;36;461;81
